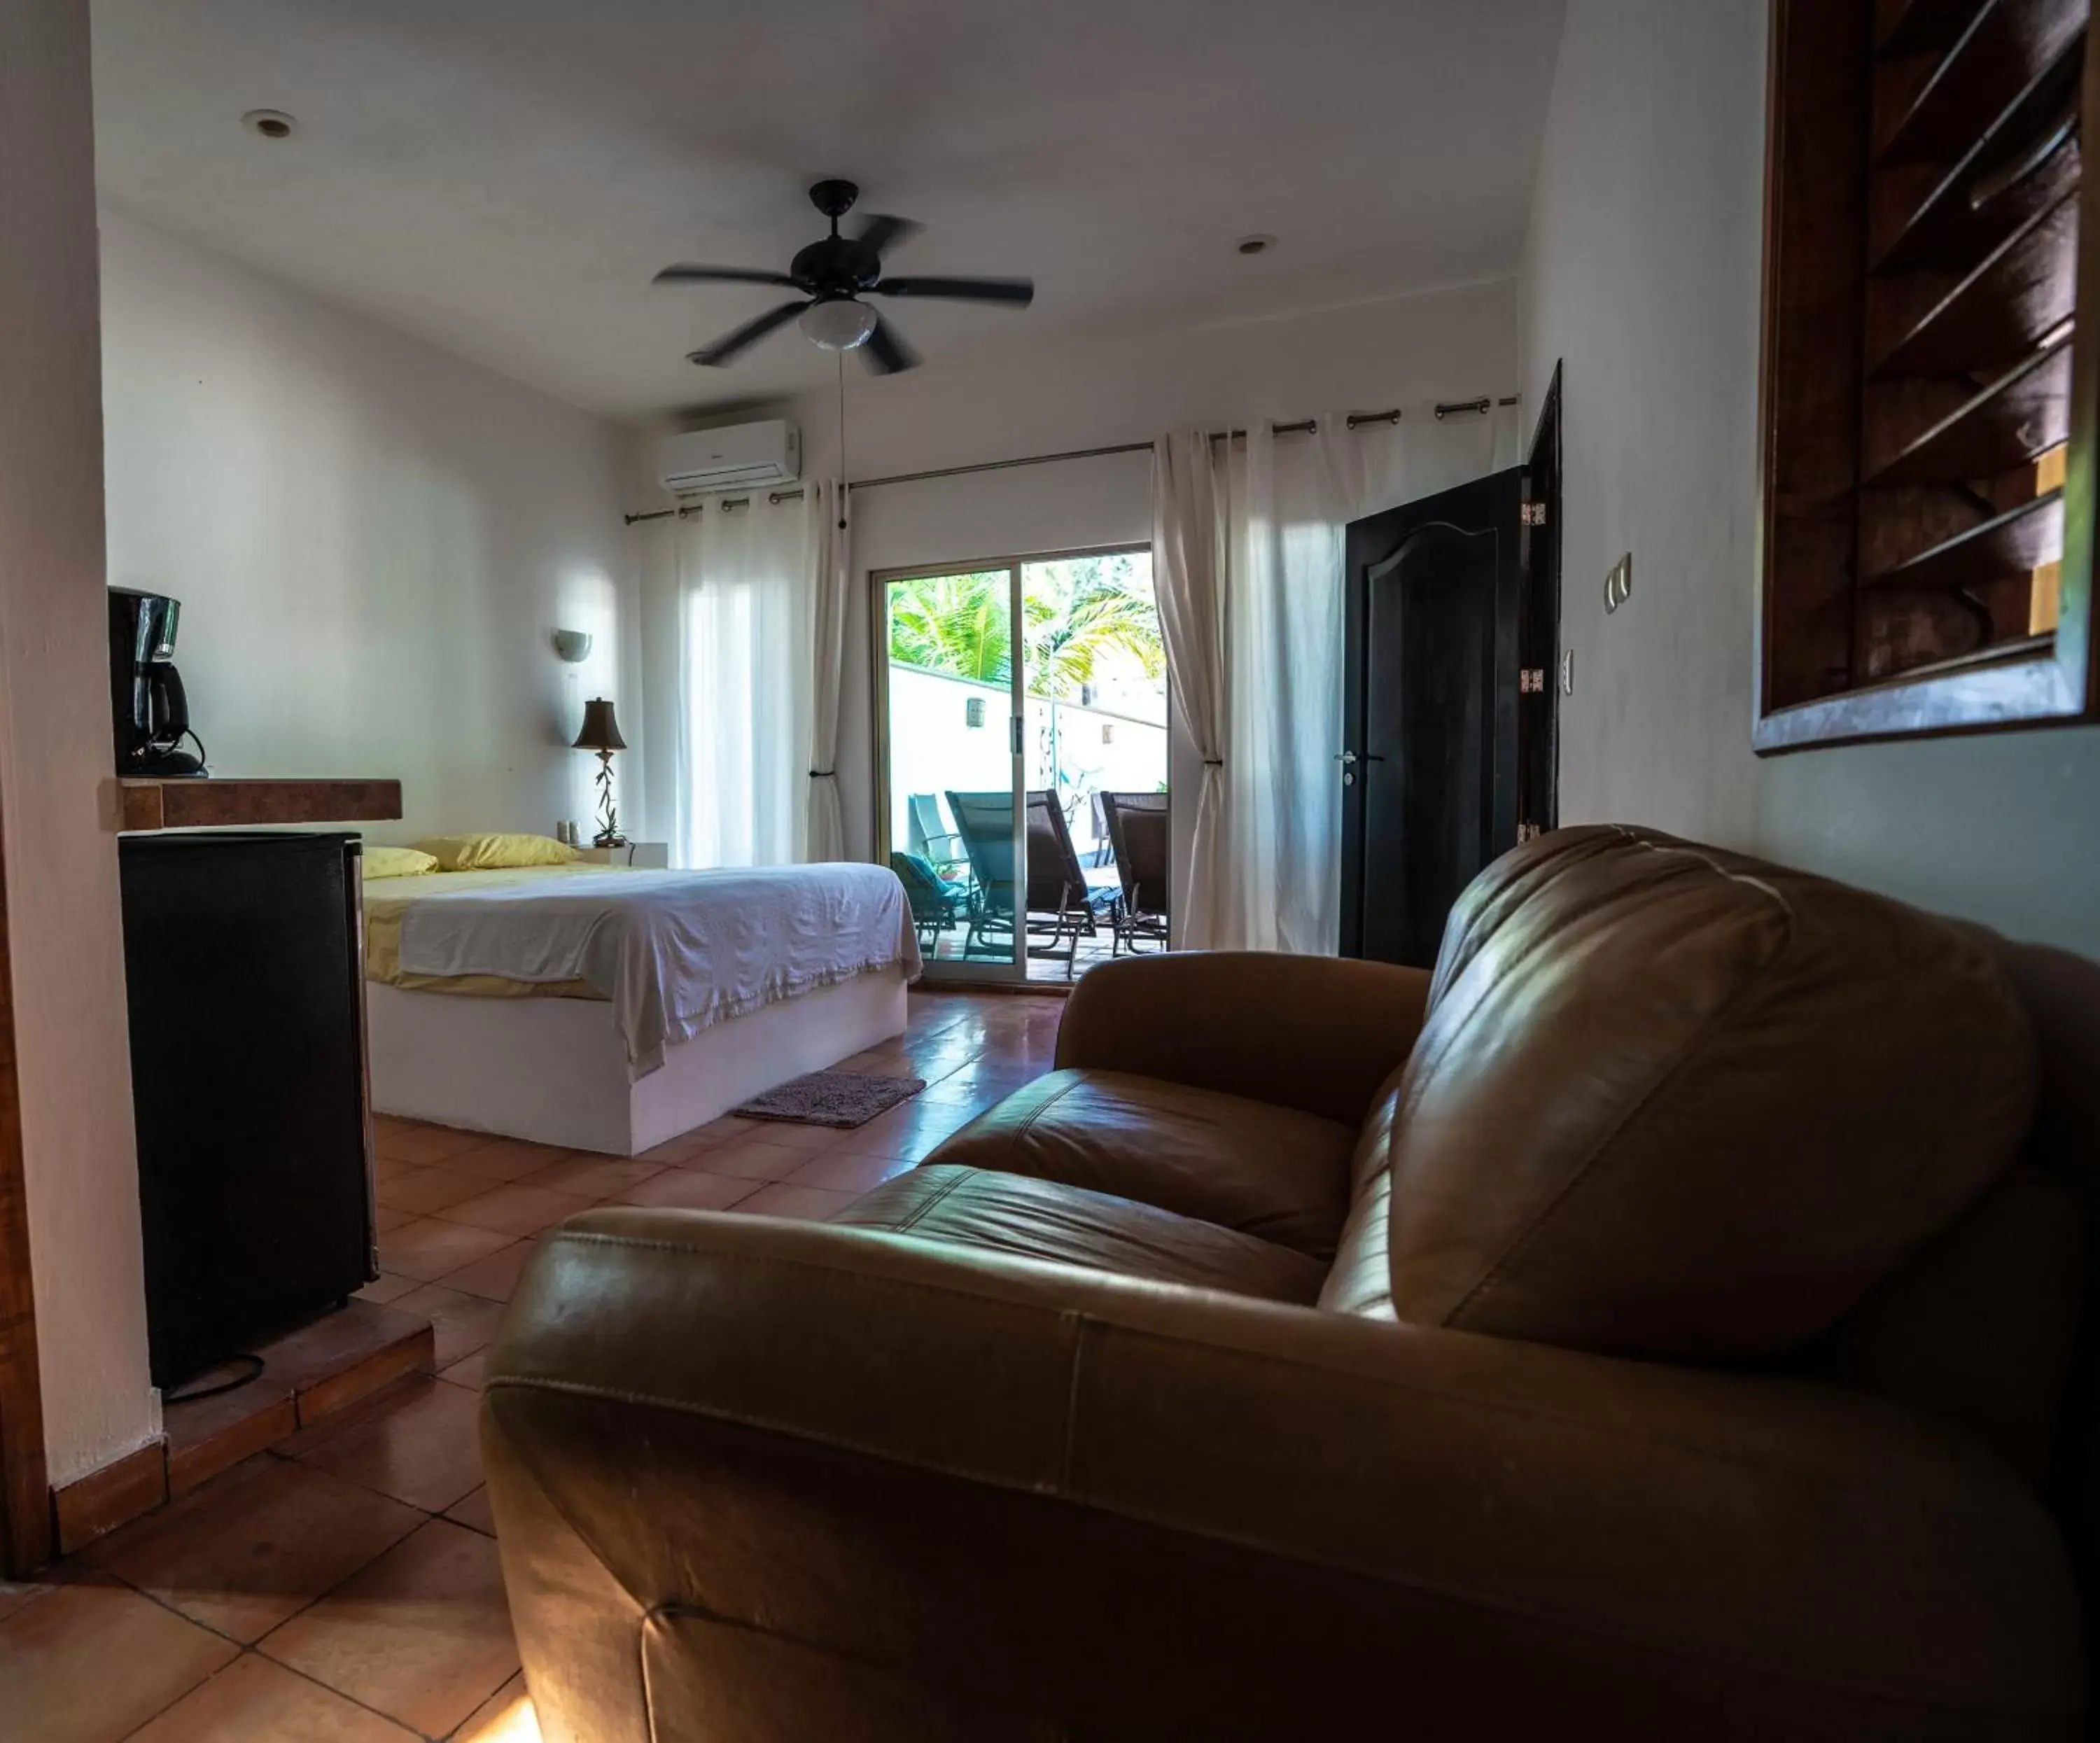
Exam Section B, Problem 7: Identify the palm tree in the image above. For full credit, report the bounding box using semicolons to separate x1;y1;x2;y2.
888;556;1163;700
886;570;1011;684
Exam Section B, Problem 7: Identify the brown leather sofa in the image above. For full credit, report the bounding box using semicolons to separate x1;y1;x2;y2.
483;827;2098;1741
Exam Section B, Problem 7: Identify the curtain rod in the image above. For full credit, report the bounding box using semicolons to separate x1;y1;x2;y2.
848;408;1406;493
622;396;1518;522
623;487;805;526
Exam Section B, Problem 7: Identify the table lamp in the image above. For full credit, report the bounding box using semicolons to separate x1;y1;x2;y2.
572;697;627;847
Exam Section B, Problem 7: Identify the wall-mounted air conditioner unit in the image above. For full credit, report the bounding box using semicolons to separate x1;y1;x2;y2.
657;420;802;496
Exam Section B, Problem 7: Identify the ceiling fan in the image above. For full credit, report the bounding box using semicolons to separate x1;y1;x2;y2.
653;178;1034;374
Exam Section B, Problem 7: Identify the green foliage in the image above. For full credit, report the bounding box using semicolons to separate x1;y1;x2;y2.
888;555;1164;702
886;569;1012;684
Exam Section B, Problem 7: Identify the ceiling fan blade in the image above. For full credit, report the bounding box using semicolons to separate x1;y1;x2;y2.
862;313;919;374
855;214;921;258
688;299;810;367
654;263;801;288
873;274;1034;307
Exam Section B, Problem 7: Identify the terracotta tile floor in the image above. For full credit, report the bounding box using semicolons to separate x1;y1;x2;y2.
1;987;1061;1743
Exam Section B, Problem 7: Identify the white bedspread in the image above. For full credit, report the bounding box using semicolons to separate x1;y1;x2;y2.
395;862;922;1079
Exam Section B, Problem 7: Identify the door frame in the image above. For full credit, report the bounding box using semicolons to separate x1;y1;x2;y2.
1521;363;1564;834
869;540;1163;984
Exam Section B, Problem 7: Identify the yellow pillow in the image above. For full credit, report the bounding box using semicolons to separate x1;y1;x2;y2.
364;845;440;879
414;832;578;872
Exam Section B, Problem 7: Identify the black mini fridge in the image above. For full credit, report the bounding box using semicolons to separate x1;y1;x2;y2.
118;832;377;1387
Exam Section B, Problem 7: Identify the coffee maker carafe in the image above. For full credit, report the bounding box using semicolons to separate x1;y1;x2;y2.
108;589;206;777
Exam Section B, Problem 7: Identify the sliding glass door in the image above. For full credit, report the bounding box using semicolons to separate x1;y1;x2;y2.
876;546;1168;985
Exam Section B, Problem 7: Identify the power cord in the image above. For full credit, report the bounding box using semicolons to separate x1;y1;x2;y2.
162;1352;264;1404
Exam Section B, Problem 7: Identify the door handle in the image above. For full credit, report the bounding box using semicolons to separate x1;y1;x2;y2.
1334;751;1385;764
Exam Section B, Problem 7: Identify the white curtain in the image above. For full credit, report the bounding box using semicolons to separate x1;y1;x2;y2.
668;486;830;869
1216;413;1364;952
802;481;848;860
1152;433;1232;947
1166;400;1522;952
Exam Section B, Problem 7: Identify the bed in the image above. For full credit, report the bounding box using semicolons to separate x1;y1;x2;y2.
363;860;920;1156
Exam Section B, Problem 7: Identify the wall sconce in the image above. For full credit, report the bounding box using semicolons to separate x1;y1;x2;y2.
965;696;986;729
552;629;594;663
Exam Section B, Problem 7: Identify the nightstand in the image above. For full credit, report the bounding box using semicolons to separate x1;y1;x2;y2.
574;841;669;869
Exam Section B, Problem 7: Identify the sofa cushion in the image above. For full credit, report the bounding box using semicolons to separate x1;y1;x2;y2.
1379;826;2037;1360
1319;1063;1408;1317
833;1164;1329;1304
925;1070;1354;1259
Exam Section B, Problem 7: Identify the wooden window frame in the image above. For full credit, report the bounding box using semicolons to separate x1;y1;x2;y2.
1755;0;2100;752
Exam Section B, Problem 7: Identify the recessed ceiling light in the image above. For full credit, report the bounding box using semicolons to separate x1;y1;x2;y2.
1236;234;1277;256
241;109;298;141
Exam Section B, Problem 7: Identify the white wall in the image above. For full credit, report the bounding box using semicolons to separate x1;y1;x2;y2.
632;280;1524;866
0;0;156;1488
100;212;639;846
1520;0;2100;958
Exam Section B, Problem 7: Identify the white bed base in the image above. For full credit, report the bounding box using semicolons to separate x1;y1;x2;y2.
366;969;909;1156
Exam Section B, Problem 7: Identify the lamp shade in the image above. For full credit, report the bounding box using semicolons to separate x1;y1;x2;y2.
572;697;626;752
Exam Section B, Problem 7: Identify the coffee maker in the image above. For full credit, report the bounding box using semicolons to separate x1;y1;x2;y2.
108;588;206;776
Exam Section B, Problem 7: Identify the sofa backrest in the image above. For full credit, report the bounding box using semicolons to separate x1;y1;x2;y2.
1366;826;2038;1362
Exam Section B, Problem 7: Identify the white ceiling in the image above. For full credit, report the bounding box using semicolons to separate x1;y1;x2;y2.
90;0;1564;422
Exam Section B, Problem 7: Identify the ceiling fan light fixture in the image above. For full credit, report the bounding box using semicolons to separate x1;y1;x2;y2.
799;298;878;353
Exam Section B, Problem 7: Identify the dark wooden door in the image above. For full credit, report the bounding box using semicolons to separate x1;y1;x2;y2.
1340;466;1524;967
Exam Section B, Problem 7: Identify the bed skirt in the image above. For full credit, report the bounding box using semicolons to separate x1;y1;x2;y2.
366;967;910;1156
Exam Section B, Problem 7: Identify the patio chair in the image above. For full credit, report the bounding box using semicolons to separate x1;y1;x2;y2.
1100;791;1170;953
1025;789;1123;971
906;793;968;878
943;790;1022;962
946;789;1121;971
888;851;969;953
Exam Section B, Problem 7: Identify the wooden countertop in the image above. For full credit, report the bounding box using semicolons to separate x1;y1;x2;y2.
118;778;403;833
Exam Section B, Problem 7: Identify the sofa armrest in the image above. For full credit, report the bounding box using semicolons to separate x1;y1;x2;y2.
1056;951;1432;1126
484;1211;2082;1742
